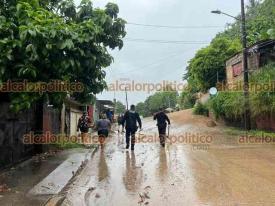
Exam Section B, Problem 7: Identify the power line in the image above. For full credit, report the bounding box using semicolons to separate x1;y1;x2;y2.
117;52;183;75
127;22;225;29
124;38;210;45
115;48;194;75
117;49;185;74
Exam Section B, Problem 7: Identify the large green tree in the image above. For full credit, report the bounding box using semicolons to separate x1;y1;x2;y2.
0;0;126;112
185;37;241;91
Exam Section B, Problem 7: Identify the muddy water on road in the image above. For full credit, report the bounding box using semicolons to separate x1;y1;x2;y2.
62;118;275;206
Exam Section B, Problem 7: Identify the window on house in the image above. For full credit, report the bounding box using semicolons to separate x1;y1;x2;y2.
232;62;243;77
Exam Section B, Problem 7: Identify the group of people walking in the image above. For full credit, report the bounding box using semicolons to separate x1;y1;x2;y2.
77;105;171;150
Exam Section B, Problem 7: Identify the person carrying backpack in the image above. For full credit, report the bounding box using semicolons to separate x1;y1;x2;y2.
77;111;92;144
154;108;171;147
122;105;142;151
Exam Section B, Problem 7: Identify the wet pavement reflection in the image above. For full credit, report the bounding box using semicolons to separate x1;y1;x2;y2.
98;148;109;182
61;117;275;206
123;151;142;192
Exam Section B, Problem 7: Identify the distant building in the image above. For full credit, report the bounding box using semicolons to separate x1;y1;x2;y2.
226;39;275;85
95;100;114;121
61;97;99;136
60;99;115;136
61;98;87;136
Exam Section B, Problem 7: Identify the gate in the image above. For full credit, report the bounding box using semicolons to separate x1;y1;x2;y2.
0;102;37;168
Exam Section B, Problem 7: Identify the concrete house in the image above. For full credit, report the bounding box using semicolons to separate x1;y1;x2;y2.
225;39;275;130
226;39;275;85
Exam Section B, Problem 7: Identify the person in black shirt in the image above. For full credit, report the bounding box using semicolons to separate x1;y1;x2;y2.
122;105;142;150
77;111;92;144
154;108;171;147
117;113;124;133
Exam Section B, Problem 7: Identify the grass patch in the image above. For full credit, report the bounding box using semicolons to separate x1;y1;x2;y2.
193;102;209;116
224;127;275;138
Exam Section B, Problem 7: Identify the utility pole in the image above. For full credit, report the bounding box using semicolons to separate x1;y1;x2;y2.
125;87;128;110
211;0;251;130
113;92;116;115
241;0;251;130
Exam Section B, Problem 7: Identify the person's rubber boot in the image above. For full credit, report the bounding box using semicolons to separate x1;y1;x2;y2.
131;144;135;151
126;144;129;149
161;143;165;147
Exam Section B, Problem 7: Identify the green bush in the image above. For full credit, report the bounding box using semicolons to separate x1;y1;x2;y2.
249;64;275;117
179;92;196;109
209;92;245;119
193;102;209;116
208;64;275;120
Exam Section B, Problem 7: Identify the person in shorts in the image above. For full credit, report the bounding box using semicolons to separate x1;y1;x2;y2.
95;114;111;146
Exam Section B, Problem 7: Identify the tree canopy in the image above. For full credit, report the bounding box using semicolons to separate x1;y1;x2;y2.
115;100;125;114
136;89;178;117
185;37;241;91
0;0;126;112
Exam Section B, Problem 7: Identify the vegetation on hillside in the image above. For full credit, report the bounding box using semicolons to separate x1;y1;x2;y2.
178;87;196;109
136;90;178;117
209;64;275;120
185;0;275;92
184;0;275;126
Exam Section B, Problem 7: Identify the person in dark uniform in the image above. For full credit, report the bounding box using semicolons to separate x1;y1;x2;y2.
77;111;92;144
154;108;171;147
122;105;142;150
117;113;124;133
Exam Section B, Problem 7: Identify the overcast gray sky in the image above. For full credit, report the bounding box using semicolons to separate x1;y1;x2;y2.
74;0;244;106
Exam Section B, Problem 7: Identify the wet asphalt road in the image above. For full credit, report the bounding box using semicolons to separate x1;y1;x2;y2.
61;118;275;206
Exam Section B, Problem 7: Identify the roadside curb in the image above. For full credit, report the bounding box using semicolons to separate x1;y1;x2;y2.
43;145;98;206
43;195;66;206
